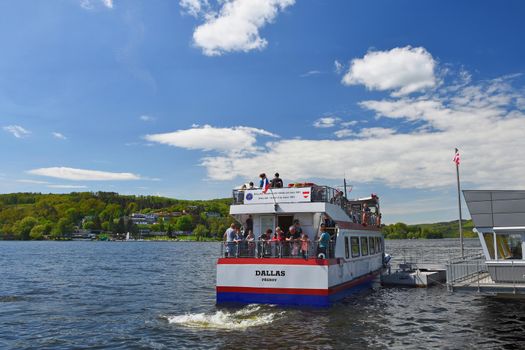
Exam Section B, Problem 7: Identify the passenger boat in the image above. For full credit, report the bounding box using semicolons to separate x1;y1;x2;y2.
216;183;385;307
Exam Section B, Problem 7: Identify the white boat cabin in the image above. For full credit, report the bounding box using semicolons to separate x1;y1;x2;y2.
227;184;384;260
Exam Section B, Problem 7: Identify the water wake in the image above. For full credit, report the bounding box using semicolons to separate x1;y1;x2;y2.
166;305;280;330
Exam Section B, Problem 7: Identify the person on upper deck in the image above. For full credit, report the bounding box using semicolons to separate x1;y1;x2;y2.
259;173;268;189
362;203;371;226
248;182;255;190
271;173;283;188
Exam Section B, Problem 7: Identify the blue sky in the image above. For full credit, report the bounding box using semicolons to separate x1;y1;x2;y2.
1;0;525;224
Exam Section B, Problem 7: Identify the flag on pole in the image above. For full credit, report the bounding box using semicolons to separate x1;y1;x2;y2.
261;177;271;194
453;148;460;165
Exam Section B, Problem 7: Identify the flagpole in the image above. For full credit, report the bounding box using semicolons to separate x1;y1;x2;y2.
455;148;464;258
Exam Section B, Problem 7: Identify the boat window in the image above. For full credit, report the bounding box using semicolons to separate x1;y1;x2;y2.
345;237;350;259
260;216;274;236
361;237;368;256
376;237;380;253
351;237;360;257
370;237;375;254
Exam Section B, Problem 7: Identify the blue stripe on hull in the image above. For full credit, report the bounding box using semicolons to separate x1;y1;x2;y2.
216;277;375;307
217;292;331;307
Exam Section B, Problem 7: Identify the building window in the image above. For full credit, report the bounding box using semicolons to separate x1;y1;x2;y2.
495;233;523;260
345;237;350;259
351;237;360;257
361;237;368;256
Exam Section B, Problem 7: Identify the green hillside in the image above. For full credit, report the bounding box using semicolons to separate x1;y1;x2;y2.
0;192;232;240
381;219;476;239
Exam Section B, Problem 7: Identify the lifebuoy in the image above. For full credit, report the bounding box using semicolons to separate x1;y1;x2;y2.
317;253;326;259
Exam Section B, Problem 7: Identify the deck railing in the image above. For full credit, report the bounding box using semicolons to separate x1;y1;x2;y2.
232;185;381;228
446;260;488;291
389;247;484;267
221;240;336;259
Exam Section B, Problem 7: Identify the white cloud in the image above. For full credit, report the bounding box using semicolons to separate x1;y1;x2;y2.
334;129;354;138
145;124;278;155
313;117;341;128
157;71;525;192
356;127;396;138
80;0;113;10
300;70;321;78
47;185;88;189
27;167;141;181
139;115;155;122
52;132;67;140
334;60;343;74
342;46;437;96
192;0;295;56
3;125;31;138
341;120;358;127
180;0;207;17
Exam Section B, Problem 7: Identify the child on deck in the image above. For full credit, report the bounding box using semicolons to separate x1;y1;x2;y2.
300;232;310;259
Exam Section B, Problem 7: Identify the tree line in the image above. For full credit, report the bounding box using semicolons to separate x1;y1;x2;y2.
0;192;232;240
381;220;475;239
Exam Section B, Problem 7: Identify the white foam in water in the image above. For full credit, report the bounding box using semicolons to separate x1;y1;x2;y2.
166;305;280;330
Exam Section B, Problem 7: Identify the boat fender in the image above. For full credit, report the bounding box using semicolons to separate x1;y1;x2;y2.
317;253;326;259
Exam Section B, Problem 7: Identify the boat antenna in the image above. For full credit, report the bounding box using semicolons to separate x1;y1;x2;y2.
344;177;347;198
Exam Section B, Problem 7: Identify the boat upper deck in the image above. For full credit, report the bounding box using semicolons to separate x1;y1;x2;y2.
231;184;381;230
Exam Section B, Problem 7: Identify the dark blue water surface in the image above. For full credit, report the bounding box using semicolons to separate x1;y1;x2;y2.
1;240;525;349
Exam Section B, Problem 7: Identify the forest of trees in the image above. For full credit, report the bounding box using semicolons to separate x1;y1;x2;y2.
381;220;475;239
0;191;476;241
0;192;232;240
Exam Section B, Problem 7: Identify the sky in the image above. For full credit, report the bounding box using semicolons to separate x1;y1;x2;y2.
1;0;525;224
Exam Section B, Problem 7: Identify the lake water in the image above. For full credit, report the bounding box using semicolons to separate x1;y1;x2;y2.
1;239;525;349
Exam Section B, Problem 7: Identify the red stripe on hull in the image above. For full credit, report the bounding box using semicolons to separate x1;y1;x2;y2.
217;286;329;296
217;258;338;265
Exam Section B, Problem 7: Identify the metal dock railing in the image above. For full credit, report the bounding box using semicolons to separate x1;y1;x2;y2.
447;260;525;294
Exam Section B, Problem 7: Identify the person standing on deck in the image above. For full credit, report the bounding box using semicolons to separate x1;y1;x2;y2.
271;173;283;188
244;215;253;238
317;223;330;258
293;219;303;236
259;173;268;188
223;223;237;257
